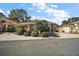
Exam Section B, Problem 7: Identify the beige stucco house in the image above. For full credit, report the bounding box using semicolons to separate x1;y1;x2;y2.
0;19;35;32
59;21;79;34
58;26;71;33
0;18;58;33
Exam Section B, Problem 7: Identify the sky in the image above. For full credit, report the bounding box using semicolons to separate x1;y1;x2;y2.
0;3;79;25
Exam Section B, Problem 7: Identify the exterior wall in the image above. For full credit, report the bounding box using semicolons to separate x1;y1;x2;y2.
58;28;64;33
0;21;35;32
64;27;71;33
24;25;32;31
58;27;71;33
71;25;79;33
19;23;35;32
0;20;17;32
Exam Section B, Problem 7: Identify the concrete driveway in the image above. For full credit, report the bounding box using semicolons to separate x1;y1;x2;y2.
58;33;79;39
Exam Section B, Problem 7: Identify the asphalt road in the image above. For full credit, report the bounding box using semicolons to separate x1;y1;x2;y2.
0;38;79;56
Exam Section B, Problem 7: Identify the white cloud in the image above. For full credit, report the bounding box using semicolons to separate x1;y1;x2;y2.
50;4;58;8
32;3;70;25
6;10;10;14
0;9;4;13
32;16;62;25
31;16;36;19
32;3;46;10
28;8;33;11
31;16;49;21
53;10;70;17
36;10;41;13
45;8;70;18
31;16;40;20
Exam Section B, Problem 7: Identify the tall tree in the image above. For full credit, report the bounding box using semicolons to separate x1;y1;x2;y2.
8;9;31;22
68;17;79;23
0;12;6;19
62;20;69;25
62;17;79;26
33;20;49;33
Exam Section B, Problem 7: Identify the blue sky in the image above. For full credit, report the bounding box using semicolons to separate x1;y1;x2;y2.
0;3;79;24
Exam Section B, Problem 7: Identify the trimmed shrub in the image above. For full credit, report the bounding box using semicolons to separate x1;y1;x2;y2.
39;32;49;37
16;28;24;35
23;32;27;36
16;24;25;35
0;29;2;34
7;25;16;32
17;24;24;29
24;31;31;36
31;30;38;37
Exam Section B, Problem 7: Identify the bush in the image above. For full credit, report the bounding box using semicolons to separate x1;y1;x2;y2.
24;31;31;36
23;32;27;36
39;32;49;37
16;24;25;35
31;30;38;37
34;20;50;33
16;28;24;35
7;25;16;32
0;29;2;34
17;24;24;29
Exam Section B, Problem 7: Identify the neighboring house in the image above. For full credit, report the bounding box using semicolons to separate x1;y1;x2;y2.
0;19;35;32
0;19;18;32
58;26;71;33
72;21;79;33
0;19;59;32
64;26;71;33
58;27;64;33
59;21;79;34
19;21;35;31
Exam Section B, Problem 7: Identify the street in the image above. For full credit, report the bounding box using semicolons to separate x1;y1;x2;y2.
0;38;79;56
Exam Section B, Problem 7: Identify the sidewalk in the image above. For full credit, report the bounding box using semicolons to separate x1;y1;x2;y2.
0;33;79;41
58;33;79;39
0;33;57;41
